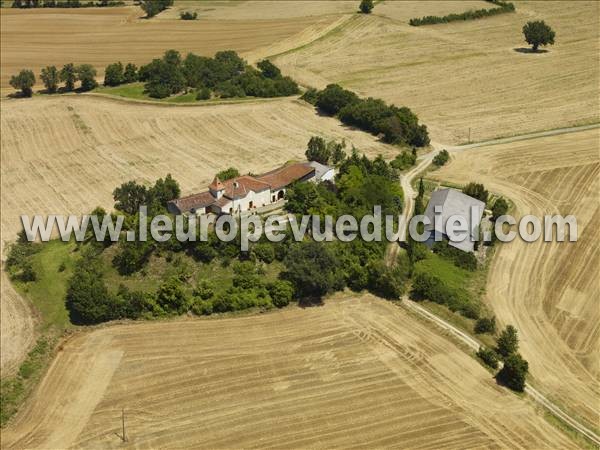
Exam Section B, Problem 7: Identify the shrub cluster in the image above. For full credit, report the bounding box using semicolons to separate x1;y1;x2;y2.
180;11;197;20
390;148;417;171
432;149;449;167
476;347;499;369
139;50;299;99
11;0;124;7
104;62;139;86
10;63;100;97
313;84;429;147
141;0;173;18
409;0;515;26
304;136;347;166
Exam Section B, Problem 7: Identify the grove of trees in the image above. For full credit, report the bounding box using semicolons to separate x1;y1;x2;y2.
9;70;35;97
140;0;173;18
311;84;429;147
409;0;515;26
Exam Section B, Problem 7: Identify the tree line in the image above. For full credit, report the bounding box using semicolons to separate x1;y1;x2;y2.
302;84;429;147
409;0;515;26
9;63;98;97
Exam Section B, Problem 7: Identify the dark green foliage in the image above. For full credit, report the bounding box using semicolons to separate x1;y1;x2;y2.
432;149;449;166
523;20;555;52
496;353;528;391
6;240;40;282
216;167;240;181
252;242;275;264
433;241;478;271
300;87;319;105
367;258;409;299
409;0;515;26
476;347;499;369
112;240;153;275
113;181;149;215
9;69;35;97
492;197;509;219
285;181;323;215
316;84;359;115
60;63;77;91
215;80;245;98
391;149;417;171
149;173;181;207
156;276;189;314
103;61;124;86
144;53;186;98
66;251;118;324
257;59;281;79
76;64;97;91
193;279;214;300
359;0;373;14
196;87;211;100
496;324;519;358
141;0;172;18
180;10;197;20
329;139;347;165
305;136;330;164
474;316;497;334
282;241;345;299
40;65;59;93
462;182;488;203
267;280;294;308
123;63;138;83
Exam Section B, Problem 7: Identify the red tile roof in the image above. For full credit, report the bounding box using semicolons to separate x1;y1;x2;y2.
257;163;315;190
222;175;270;199
209;176;225;191
170;191;215;212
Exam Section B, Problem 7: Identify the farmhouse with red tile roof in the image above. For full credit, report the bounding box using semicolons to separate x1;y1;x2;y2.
168;161;332;216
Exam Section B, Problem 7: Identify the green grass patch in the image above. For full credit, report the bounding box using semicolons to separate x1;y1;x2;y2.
12;240;77;332
0;336;55;427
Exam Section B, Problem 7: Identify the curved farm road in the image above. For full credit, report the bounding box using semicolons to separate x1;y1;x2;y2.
397;124;600;444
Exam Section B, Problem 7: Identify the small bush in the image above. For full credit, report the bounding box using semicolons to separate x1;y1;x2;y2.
432;149;449;166
474;316;496;334
359;0;374;14
267;280;294;308
196;87;211;100
476;347;499;369
300;87;319;105
180;11;197;20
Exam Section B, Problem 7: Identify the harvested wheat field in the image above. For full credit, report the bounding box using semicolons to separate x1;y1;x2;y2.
431;128;600;430
273;1;600;144
0;95;396;247
1;295;575;449
0;2;345;91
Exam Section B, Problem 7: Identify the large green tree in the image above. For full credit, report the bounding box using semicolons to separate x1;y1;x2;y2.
496;324;519;358
496;353;529;391
77;64;98;91
40;65;59;93
9;69;35;97
60;63;77;91
305;136;330;164
104;62;124;86
522;20;555;52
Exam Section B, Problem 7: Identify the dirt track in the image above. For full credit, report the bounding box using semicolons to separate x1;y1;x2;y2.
1;295;575;449
431;128;600;431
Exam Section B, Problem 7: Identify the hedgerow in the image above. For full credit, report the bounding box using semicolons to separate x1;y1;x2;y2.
409;0;515;26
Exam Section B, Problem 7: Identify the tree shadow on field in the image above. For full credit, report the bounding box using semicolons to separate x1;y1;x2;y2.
513;47;549;54
298;297;325;308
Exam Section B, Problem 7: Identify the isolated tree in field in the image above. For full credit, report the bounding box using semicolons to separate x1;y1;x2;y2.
40;65;59;93
77;64;98;91
496;324;519;358
359;0;374;14
257;59;281;79
60;63;77;91
496;352;528;391
305;136;331;164
104;62;124;86
462;182;488;204
9;69;35;97
123;63;138;83
523;20;555;52
492;197;509;219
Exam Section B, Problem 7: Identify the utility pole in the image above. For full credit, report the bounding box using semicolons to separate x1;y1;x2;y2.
121;408;127;443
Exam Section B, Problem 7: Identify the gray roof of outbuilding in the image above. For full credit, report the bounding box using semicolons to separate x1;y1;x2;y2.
424;188;485;253
306;161;334;181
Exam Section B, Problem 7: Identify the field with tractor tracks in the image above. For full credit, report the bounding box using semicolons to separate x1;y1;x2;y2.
1;295;576;449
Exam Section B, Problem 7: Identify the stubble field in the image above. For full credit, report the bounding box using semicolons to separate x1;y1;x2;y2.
0;1;349;91
273;1;599;144
1;295;575;449
431;128;600;430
